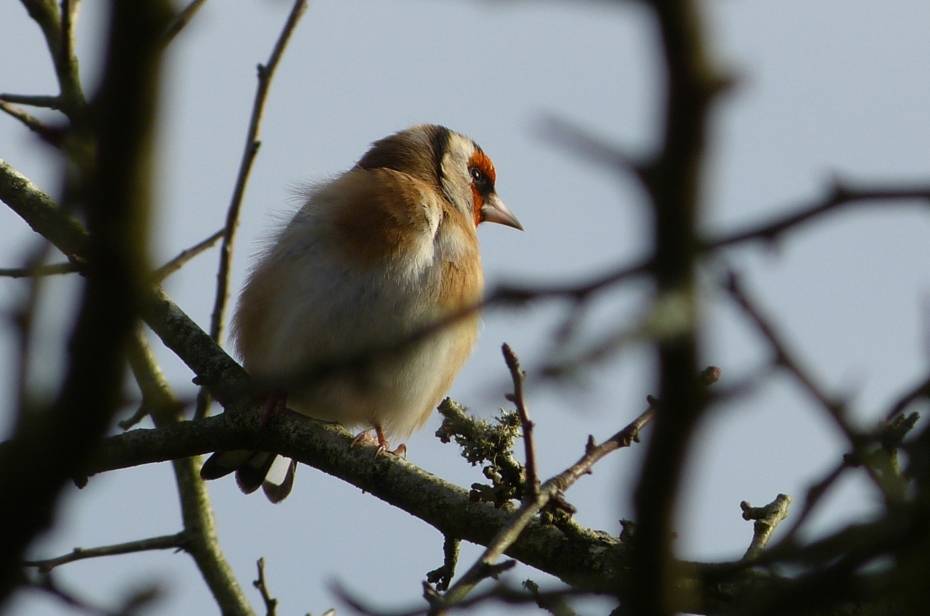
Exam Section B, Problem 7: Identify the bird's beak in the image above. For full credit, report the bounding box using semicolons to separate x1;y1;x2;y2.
481;194;523;231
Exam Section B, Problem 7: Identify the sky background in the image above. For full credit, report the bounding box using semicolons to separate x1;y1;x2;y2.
2;1;930;614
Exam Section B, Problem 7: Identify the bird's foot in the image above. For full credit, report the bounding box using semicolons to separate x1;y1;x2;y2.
351;426;407;459
255;390;287;427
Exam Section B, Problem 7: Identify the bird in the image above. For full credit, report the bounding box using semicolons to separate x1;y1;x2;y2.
199;124;522;502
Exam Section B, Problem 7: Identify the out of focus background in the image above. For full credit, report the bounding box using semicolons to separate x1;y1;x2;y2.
2;1;929;614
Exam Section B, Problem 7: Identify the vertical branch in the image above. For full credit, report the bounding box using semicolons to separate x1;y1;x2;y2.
0;0;171;604
127;331;255;616
56;0;85;113
502;344;539;499
630;1;729;614
195;0;308;420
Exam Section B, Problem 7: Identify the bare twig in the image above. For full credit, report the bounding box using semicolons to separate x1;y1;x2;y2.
487;256;651;306
0;0;170;602
775;461;846;549
163;0;210;43
537;114;649;185
502;344;539;499
708;181;930;251
253;558;278;616
431;398;660;614
152;227;224;282
0;262;79;278
0;94;62;109
426;536;460;592
885;371;930;419
0;100;61;142
723;270;859;446
335;579;590;616
196;0;308;420
23;533;187;573
740;494;792;560
126;330;254;616
27;572;122;616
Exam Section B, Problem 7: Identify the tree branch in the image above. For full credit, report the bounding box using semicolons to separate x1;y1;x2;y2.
195;0;308;420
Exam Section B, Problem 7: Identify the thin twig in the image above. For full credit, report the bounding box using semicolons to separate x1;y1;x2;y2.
253;558;278;616
708;181;930;251
335;579;590;616
163;0;210;43
426;536;461;592
28;573;121;616
0;262;80;278
196;0;308;420
723;270;858;446
740;494;792;560
0;94;62;109
774;461;845;550
537;114;649;183
23;532;187;573
487;257;651;306
125;329;254;616
885;371;930;419
502;344;539;499
152;227;224;282
0;100;61;142
431;397;661;614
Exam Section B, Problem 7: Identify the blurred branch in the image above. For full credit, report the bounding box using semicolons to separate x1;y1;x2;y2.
538;114;650;185
0;94;62;109
126;329;254;616
721;271;862;448
0;0;171;604
163;0;208;43
628;1;729;614
152;227;223;282
336;580;590;616
0;100;61;142
195;0;308;420
0;261;80;278
886;371;930;419
708;180;930;251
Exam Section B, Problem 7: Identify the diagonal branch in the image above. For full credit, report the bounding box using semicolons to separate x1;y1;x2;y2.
708;181;930;251
195;0;308;420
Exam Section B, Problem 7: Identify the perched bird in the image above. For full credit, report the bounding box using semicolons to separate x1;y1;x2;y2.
200;124;522;502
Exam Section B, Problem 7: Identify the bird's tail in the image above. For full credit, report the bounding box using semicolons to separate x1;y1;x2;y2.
200;450;297;503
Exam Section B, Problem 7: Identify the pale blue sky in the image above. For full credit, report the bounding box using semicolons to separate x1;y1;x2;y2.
2;1;930;614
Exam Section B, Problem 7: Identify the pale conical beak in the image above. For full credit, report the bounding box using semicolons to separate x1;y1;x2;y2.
481;194;523;231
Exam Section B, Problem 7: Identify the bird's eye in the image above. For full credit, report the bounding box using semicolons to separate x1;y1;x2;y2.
469;166;492;193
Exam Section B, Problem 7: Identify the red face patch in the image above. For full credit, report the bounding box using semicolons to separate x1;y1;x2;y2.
467;150;496;226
